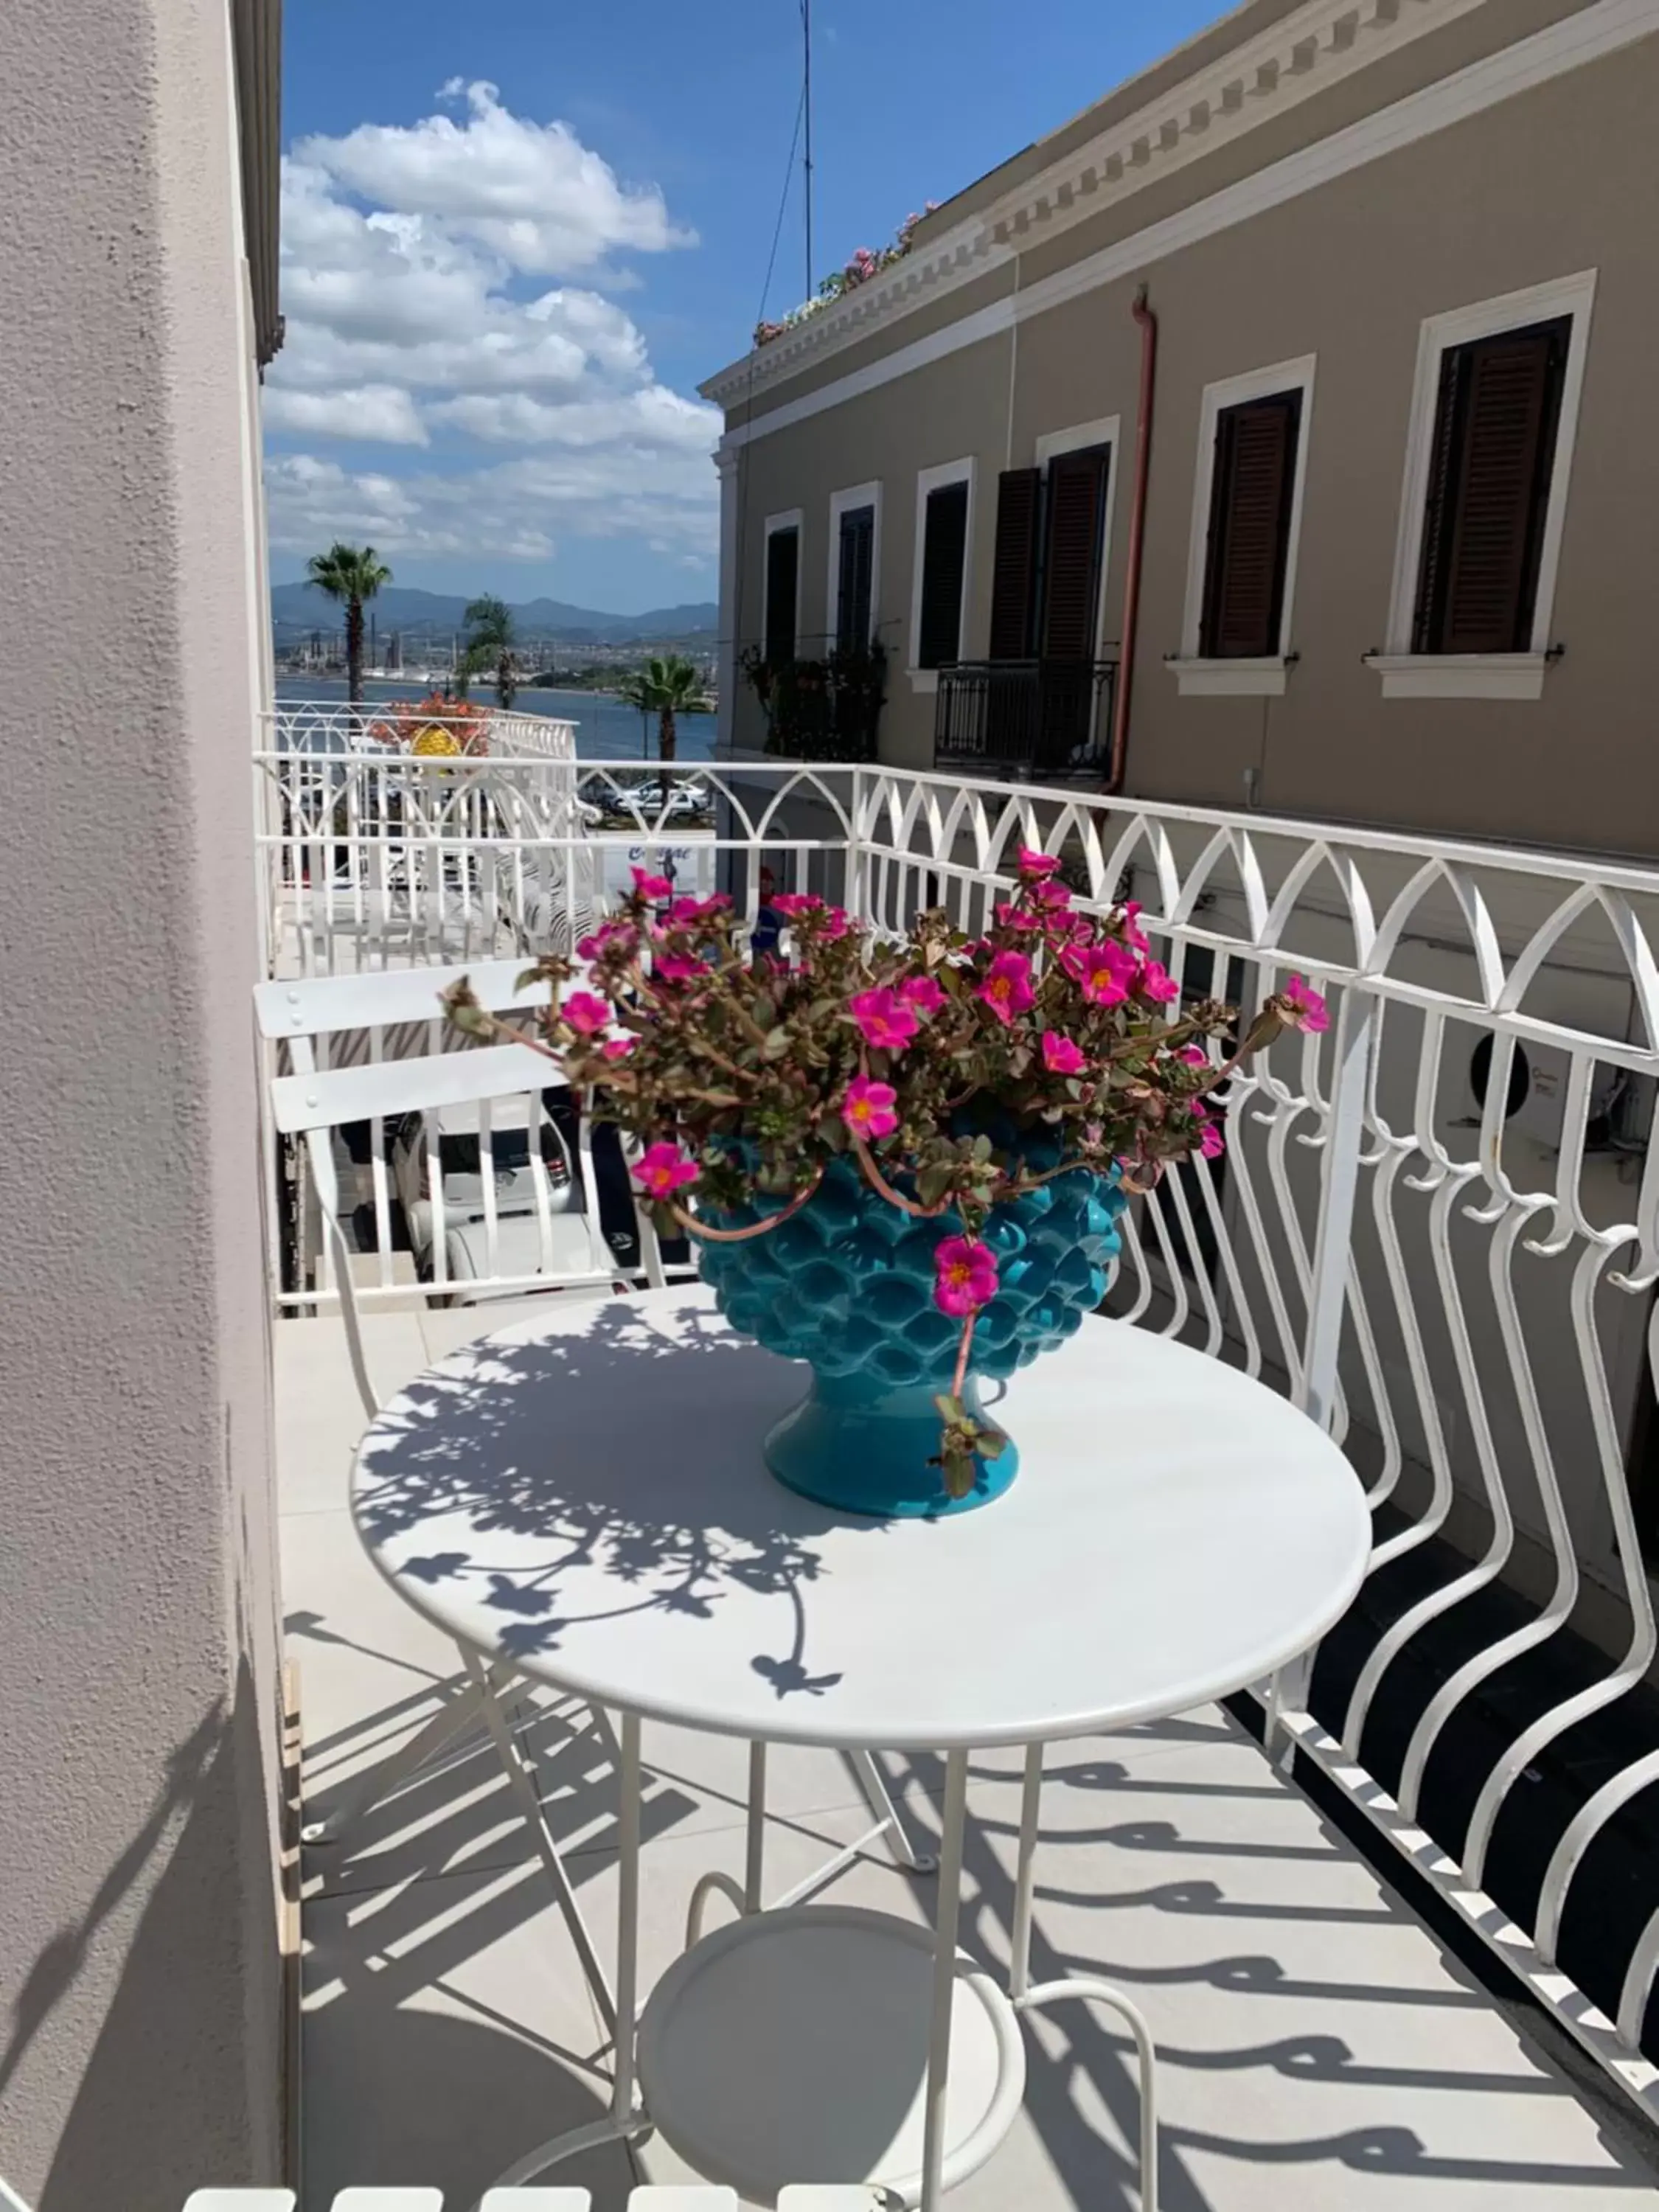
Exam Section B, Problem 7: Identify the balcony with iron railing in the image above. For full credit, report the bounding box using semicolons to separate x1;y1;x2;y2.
737;639;886;762
257;704;1659;2205
934;655;1119;778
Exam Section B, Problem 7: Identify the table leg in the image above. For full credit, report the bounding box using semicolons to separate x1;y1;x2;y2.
1005;1739;1160;2209
745;1740;768;1911
917;1746;969;2212
461;1649;616;2031
613;1711;642;2124
1009;1741;1043;2002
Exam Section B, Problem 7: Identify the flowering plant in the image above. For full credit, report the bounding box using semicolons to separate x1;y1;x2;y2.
368;688;490;757
754;204;940;346
442;851;1326;1492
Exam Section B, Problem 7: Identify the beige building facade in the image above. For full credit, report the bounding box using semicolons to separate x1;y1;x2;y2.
0;2;286;2205
706;0;1659;858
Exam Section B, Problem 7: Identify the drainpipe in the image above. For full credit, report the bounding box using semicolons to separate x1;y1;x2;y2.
1106;285;1158;793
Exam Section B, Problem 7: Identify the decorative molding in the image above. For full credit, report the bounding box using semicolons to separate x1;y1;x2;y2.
1168;656;1293;697
713;0;1659;451
1180;354;1317;667
1363;652;1551;698
1382;268;1597;658
705;0;1498;408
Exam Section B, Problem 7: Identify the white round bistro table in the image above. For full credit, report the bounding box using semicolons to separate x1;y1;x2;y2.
353;1286;1370;2211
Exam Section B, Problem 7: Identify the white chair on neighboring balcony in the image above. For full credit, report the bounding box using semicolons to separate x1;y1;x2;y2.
254;962;933;1913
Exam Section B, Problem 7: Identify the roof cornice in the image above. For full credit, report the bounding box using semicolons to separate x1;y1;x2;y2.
700;0;1492;410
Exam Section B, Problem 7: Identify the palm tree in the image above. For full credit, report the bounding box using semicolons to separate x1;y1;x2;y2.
305;543;392;704
461;593;518;707
614;655;712;762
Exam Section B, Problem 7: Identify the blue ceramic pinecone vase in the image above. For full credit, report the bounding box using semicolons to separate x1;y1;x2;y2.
698;1144;1124;1517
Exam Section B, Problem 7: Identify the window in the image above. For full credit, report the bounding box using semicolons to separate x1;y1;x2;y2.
1175;356;1314;696
827;481;881;655
986;426;1116;665
1374;271;1595;699
1413;321;1569;655
908;458;974;684
1200;392;1302;657
762;511;801;665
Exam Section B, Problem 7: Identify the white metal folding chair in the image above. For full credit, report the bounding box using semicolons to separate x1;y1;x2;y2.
257;962;934;1916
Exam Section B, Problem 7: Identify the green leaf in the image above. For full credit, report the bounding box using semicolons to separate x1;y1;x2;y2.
917;1163;956;1208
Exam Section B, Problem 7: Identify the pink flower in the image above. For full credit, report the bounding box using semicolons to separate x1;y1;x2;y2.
1061;939;1135;1006
630;866;673;899
560;991;612;1036
934;1235;1000;1318
900;973;947;1014
1200;1118;1225;1161
668;893;731;925
1281;975;1330;1034
1119;900;1150;953
772;892;850;939
601;1037;634;1061
841;1074;899;1139
1135;959;1180;1005
1015;846;1062;880
577;919;638;962
994;902;1040;933
1032;880;1073;911
1041;1032;1088;1075
977;950;1036;1026
653;953;704;986
1176;1044;1209;1068
633;1142;698;1200
848;986;919;1050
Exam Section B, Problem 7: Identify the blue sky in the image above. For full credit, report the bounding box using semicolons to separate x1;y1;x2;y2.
268;0;1221;613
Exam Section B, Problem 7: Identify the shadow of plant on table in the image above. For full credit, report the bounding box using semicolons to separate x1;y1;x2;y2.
355;1297;891;1702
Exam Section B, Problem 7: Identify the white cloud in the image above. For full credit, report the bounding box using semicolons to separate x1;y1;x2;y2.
264;449;716;570
263;382;429;445
291;81;695;276
265;84;720;574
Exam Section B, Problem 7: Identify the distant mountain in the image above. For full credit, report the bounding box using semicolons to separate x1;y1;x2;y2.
271;582;717;644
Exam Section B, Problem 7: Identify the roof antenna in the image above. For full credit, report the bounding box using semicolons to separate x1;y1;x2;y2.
802;0;814;304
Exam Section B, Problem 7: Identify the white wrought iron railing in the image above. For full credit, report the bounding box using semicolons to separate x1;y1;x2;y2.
252;742;1659;2113
265;699;577;759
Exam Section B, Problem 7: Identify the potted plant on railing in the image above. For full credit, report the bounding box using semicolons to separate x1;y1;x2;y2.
368;687;492;758
739;641;888;761
442;849;1326;1517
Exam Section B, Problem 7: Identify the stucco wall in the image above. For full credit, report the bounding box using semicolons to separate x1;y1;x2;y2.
723;29;1659;855
0;2;285;2204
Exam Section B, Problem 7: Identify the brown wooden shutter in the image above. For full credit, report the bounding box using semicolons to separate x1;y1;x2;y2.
764;526;799;663
987;467;1040;660
1412;318;1569;655
1040;446;1110;661
1199;393;1301;660
835;504;875;653
917;480;970;668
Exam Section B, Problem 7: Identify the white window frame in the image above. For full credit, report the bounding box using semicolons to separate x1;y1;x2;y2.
1368;270;1596;700
906;457;975;694
1034;417;1121;666
762;507;803;662
826;480;882;653
1172;355;1315;697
